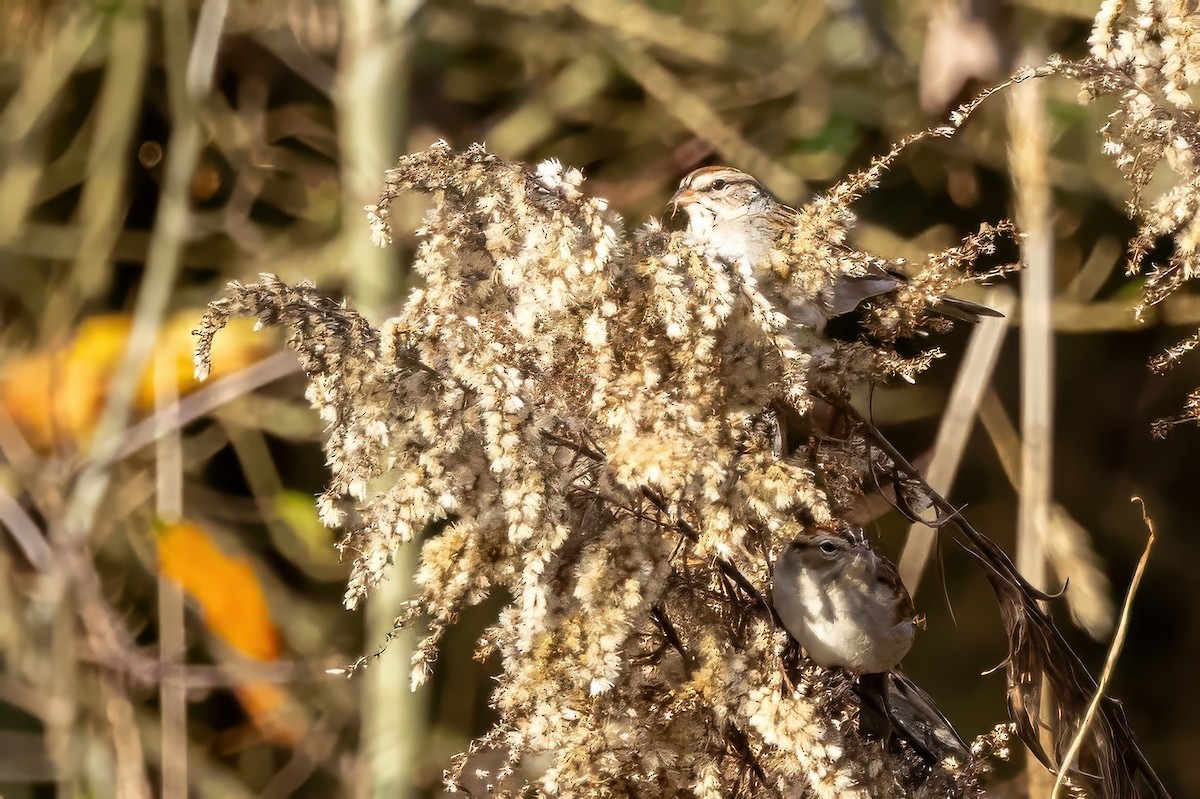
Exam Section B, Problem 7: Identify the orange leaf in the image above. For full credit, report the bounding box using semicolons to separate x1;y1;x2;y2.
158;522;310;745
157;521;281;662
233;682;308;748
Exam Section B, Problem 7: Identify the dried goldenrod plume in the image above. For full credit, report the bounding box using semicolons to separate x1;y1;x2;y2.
1065;0;1200;433
194;137;1161;796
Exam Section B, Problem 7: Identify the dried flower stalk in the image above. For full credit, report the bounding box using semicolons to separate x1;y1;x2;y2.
1069;0;1200;433
194;138;1018;796
195;127;1170;795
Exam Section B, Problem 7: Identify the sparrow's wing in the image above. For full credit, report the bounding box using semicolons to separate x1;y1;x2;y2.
931;294;1006;323
771;203;1004;322
822;273;904;316
889;670;971;761
821;262;1004;322
874;552;918;626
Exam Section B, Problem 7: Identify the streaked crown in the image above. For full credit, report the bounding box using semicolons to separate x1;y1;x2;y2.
675;166;765;197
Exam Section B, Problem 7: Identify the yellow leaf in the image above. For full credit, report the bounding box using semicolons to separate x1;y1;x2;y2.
0;312;274;449
135;311;272;408
0;315;130;448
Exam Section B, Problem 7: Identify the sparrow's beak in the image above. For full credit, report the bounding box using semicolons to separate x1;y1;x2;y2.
669;186;698;217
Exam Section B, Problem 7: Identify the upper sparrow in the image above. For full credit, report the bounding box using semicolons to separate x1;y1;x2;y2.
669;166;1001;328
771;528;917;675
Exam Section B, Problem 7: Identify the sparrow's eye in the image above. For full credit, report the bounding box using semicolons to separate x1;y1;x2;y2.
819;540;839;555
710;179;727;191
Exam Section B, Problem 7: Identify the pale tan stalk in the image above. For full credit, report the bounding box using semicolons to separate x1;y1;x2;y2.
1009;49;1056;794
898;289;1014;594
1050;499;1156;798
337;0;425;796
156;344;186;799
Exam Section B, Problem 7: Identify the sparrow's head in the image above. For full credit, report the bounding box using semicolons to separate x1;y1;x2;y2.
669;166;771;236
779;528;875;583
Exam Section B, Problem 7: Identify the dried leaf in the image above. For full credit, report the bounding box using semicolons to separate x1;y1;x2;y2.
157;520;306;746
157;520;280;662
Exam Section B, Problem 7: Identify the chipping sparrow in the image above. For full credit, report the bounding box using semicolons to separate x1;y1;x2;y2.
771;528;917;675
670;166;1001;327
772;530;968;761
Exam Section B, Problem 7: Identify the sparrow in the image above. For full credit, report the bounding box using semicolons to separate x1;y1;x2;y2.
669;166;1002;328
771;528;917;675
773;529;957;755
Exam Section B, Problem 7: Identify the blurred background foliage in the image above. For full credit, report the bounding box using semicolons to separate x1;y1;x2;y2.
0;0;1196;796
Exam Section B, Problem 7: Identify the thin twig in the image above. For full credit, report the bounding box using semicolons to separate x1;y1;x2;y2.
0;405;40;476
258;716;344;799
0;7;104;245
649;605;693;676
543;429;773;614
99;672;153;799
0;483;52;571
639;487;772;614
1050;499;1157;799
156;340;187;799
844;404;1051;598
110;350;300;462
79;649;346;690
69;0;148;301
649;606;775;798
61;0;223;545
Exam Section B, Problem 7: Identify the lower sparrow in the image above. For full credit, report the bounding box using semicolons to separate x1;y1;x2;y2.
771;528;917;675
772;530;968;761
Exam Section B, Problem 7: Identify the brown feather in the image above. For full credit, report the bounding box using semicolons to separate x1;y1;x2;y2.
747;193;1003;322
874;554;917;626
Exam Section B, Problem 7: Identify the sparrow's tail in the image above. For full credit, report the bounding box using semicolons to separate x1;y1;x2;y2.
931;294;1005;324
855;670;969;765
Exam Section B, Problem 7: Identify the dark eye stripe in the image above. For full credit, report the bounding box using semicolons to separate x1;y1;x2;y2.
702;176;761;192
797;536;846;551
